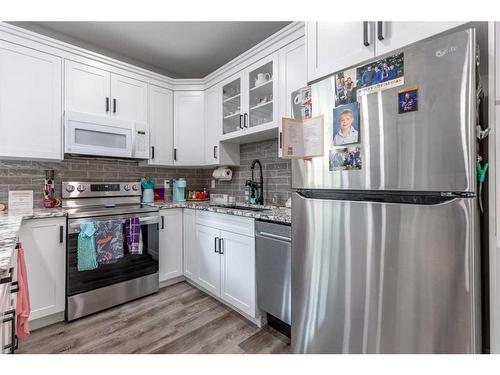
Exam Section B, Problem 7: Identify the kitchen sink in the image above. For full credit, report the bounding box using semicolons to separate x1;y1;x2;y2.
210;204;270;212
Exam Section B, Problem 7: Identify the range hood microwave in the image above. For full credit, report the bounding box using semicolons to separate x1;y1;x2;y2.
64;111;149;159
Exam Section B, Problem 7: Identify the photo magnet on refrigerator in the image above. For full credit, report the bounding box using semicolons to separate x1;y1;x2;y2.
398;86;418;113
329;146;362;172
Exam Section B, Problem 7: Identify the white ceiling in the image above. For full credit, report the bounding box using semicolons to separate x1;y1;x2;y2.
10;21;291;78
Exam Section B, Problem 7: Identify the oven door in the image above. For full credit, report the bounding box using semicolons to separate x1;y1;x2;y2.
66;213;159;297
64;111;134;158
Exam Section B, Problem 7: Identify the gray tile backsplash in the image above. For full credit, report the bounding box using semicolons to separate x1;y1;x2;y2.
0;138;291;208
0;158;208;208
204;138;291;206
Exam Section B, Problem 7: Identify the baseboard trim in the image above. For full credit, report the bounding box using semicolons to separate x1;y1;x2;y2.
29;312;65;331
159;275;185;289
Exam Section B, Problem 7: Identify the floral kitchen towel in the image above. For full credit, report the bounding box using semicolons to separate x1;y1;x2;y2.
95;220;124;264
124;217;142;254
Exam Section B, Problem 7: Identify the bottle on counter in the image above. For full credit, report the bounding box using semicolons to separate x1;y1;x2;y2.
244;186;250;204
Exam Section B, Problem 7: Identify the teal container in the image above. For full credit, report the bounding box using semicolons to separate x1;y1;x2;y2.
142;188;154;204
172;178;186;203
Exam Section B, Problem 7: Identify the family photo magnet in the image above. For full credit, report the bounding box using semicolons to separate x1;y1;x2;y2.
332;68;357;108
332;102;360;147
398;86;418;113
356;52;405;97
329;146;362;172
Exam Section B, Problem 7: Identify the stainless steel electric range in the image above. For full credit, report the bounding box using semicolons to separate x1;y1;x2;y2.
62;181;160;321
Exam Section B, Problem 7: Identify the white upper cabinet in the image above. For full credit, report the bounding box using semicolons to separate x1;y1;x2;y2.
0;40;62;161
375;22;466;56
173;91;205;165
65;60;148;124
306;22;375;82
65;60;110;116
306;21;466;83
246;52;279;131
205;84;222;164
205;84;240;166
221;72;245;137
279;37;306;157
147;84;174;166
159;209;183;282
20;217;66;321
220;52;280;143
110;73;148;123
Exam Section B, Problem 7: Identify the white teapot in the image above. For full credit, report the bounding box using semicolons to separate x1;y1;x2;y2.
255;72;271;86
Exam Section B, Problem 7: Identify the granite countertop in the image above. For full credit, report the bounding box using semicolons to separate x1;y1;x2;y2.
151;202;292;225
0;202;291;276
0;208;66;276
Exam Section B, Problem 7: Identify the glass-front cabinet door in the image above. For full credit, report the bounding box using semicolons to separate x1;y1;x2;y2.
246;52;278;129
222;76;243;135
220;53;279;140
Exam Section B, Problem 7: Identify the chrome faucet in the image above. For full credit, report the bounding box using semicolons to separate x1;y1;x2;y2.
245;159;264;205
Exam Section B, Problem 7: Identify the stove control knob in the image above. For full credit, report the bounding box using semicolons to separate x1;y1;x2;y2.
77;185;86;192
132;184;139;191
65;185;75;193
124;184;131;191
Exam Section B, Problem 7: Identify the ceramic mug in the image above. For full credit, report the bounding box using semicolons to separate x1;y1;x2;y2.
255;72;271;86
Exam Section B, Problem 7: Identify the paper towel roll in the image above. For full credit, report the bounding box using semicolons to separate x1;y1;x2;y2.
212;167;232;181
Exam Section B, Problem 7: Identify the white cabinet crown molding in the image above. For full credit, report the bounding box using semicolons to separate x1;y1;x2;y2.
0;21;305;91
0;22;175;89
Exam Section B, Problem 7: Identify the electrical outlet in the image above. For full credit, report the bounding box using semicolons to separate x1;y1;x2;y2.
211;179;216;189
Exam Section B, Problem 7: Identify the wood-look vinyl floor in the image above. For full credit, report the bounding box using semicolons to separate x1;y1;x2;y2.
17;281;291;354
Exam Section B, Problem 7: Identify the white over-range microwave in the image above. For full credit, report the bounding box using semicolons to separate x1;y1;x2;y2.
64;111;149;159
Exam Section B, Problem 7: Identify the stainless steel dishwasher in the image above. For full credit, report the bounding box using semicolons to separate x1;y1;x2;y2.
255;220;291;326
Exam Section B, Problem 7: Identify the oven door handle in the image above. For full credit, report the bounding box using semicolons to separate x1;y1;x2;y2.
68;216;160;234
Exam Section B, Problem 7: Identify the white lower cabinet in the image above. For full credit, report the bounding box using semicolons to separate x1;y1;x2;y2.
219;230;255;316
19;217;66;321
190;211;258;319
196;224;221;295
183;209;198;280
159;209;183;282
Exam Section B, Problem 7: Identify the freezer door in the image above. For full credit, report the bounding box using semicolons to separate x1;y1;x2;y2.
292;28;476;193
291;192;480;353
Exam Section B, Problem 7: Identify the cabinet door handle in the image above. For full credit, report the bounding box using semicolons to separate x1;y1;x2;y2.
0;267;13;285
174;148;177;161
239;114;243;129
219;238;223;255
161;216;164;230
363;21;370;47
59;225;64;243
214;237;219;253
10;281;19;294
113;98;117;113
151;146;155;159
3;308;16;354
106;97;110;112
377;21;384;41
279;132;283;149
244;113;248;128
213;145;218;159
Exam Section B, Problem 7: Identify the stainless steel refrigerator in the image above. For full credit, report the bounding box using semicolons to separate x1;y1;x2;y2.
291;28;482;353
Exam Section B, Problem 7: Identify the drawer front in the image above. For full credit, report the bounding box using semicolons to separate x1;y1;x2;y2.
196;210;254;237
